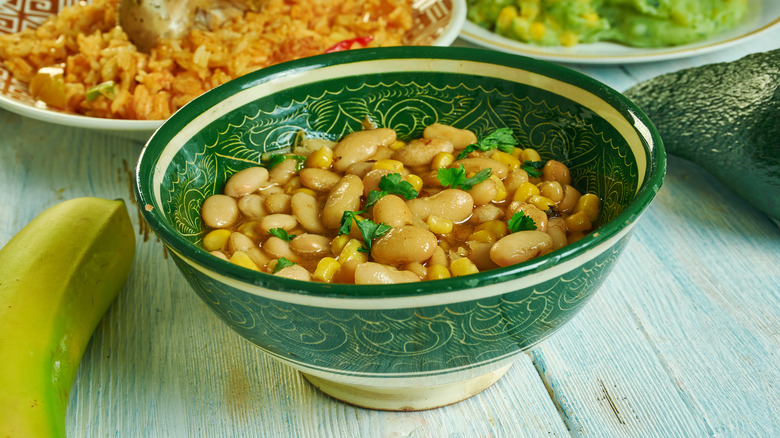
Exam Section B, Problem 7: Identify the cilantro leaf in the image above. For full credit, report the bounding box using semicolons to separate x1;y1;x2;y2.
337;211;391;252
437;165;492;191
269;228;295;241
457;127;518;159
362;173;419;209
521;160;544;178
338;211;359;236
354;220;392;252
364;190;387;209
377;173;418;200
272;257;295;273
507;211;537;232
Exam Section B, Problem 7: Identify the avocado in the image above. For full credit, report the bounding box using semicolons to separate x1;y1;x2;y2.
623;49;780;221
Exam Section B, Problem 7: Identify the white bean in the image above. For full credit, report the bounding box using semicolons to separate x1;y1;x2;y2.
507;202;548;232
370;226;437;265
237;194;267;219
265;192;292;214
423;123;477;150
489;231;553;267
361;169;393;197
466;240;499;271
332;128;396;172
372;194;413;227
246;247;270;270
228;232;255;253
547;217;568;250
543;160;571;186
345;162;376;178
321;174;364;229
291;192;327;234
468;179;498;206
201;194;239;228
262;236;299;262
354;262;421;284
224;167;269;197
259;214;298;233
538;181;564;203
504;168;530;195
469;204;505;224
268;157;299;185
274;264;311;281
299;168;341;192
558;184;581;214
391;138;453;167
290;234;331;257
452;157;509;179
406;189;473;222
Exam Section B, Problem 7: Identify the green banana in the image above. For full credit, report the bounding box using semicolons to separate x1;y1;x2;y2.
0;197;135;438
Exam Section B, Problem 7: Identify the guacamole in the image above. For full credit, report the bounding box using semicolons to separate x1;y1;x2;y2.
467;0;748;47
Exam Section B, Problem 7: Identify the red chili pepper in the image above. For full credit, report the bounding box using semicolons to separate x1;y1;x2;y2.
324;36;374;53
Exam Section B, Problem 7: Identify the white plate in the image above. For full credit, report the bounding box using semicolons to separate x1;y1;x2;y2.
0;0;466;141
459;0;780;64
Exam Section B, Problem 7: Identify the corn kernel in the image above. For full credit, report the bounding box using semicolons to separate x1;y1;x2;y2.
293;187;317;197
405;174;423;192
450;258;479;277
521;148;542;162
574;193;600;221
389;140;406;151
513;181;540;202
530;22;546;40
229;251;260;271
582;12;600;25
528;194;556;211
313;257;340;283
475;220;508;239
559;31;579;47
306;146;333;169
427;215;454;234
338;238;368;263
490;174;508;202
203;229;232;252
497;6;519;32
427;264;451;281
467;229;497;243
491;150;521;171
372;159;404;172
565;210;592;232
331;233;350;255
431;152;456;170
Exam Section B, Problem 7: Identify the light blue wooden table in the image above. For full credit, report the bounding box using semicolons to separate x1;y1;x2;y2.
1;28;779;437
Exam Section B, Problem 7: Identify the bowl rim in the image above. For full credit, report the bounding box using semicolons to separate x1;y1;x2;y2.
135;45;666;299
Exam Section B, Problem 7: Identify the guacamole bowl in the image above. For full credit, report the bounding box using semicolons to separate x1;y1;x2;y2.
134;46;665;411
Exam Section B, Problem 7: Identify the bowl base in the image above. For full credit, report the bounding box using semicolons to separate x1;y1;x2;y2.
302;363;512;411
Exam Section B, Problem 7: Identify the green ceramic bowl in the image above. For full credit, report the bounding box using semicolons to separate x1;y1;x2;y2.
135;46;665;411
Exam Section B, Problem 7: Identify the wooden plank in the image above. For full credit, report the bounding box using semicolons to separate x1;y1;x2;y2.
531;156;780;436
